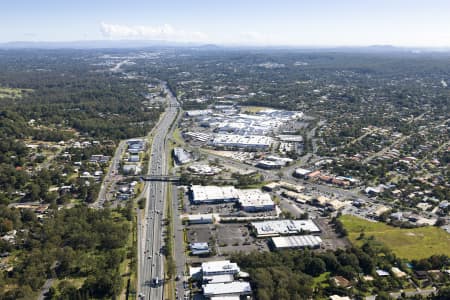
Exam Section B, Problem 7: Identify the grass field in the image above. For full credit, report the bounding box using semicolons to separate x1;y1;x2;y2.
172;127;185;146
240;105;269;113
0;87;32;99
312;272;330;289
340;215;450;260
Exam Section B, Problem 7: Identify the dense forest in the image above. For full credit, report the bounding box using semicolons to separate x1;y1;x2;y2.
232;243;450;300
0;205;133;299
0;50;162;141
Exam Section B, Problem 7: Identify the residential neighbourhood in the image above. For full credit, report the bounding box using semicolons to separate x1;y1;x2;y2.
1;40;449;300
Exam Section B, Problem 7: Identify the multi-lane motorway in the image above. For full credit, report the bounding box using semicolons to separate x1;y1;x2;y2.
138;83;179;300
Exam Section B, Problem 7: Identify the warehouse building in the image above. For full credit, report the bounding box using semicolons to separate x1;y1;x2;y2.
184;214;214;224
187;164;222;175
201;260;240;276
173;147;192;165
271;235;322;250
190;242;210;256
236;189;275;212
190;260;252;299
294;168;312;178
184;132;212;142
277;135;304;143
202;281;252;299
127;139;145;151
211;134;273;151
251;219;321;237
190;185;239;204
185;109;213;117
190;185;275;211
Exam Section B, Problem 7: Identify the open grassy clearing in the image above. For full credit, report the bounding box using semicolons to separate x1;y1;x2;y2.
172;127;185;146
340;215;450;260
0;87;33;99
240;105;269;113
312;272;330;289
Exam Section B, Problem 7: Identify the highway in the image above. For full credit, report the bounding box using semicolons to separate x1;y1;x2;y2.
138;82;179;300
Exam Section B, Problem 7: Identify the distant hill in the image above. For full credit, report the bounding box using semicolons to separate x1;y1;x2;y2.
0;40;202;49
0;40;448;53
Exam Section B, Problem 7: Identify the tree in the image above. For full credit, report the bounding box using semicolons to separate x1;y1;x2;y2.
307;257;326;276
434;286;450;300
375;291;392;300
28;183;41;201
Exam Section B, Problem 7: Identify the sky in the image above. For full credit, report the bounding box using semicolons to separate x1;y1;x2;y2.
2;0;450;47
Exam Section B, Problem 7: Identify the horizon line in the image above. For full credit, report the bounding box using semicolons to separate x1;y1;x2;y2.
1;39;450;50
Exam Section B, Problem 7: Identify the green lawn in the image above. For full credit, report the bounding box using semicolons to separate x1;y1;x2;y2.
312;272;330;289
340;215;450;260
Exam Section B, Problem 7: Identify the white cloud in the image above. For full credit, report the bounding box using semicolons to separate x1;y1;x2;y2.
239;31;267;43
100;22;208;42
237;31;292;46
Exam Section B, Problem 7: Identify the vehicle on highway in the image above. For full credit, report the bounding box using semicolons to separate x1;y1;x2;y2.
153;277;159;286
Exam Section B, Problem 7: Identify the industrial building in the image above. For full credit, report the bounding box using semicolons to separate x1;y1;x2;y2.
236;189;275;212
202;282;252;299
184;132;212;142
251;219;321;237
190;185;239;204
128;154;140;163
185;109;213;117
201;260;240;276
173;147;192;164
127;139;145;151
122;164;141;175
190;242;210;255
190;185;275;212
277;135;304;142
184;214;214;224
211;134;273;151
294;168;313;178
189;260;252;299
187;164;221;175
271;235;322;250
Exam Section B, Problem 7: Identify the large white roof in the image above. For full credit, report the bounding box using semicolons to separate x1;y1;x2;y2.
203;274;235;284
237;189;274;208
252;219;321;237
272;235;322;249
191;185;239;202
203;281;252;296
212;134;273;147
201;260;240;274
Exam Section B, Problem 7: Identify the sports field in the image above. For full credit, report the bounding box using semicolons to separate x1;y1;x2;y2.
340;215;450;260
